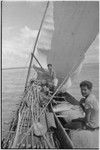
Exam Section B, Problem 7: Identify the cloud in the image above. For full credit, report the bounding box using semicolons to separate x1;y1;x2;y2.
20;26;38;38
2;26;99;68
2;26;38;68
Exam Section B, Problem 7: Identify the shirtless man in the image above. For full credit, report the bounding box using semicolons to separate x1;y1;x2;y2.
79;80;99;130
64;80;99;130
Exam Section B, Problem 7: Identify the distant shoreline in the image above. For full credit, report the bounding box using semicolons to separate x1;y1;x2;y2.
2;67;28;70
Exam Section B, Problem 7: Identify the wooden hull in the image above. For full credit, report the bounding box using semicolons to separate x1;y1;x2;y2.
51;104;74;149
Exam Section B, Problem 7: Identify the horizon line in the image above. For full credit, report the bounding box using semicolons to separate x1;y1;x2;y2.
2;62;99;70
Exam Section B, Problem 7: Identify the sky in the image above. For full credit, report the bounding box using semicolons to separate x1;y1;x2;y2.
2;1;99;68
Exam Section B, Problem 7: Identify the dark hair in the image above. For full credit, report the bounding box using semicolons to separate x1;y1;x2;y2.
80;80;93;90
47;64;52;67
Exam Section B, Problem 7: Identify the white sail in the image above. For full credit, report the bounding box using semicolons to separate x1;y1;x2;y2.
35;1;54;68
35;1;98;85
47;1;98;85
62;57;84;90
37;1;54;50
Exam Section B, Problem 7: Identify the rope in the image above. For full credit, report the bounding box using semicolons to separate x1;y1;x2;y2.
11;85;54;148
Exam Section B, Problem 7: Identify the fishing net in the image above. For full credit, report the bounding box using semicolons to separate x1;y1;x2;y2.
2;80;59;149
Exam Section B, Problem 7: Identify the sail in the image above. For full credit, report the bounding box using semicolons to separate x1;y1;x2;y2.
34;1;54;69
38;1;98;85
62;57;84;90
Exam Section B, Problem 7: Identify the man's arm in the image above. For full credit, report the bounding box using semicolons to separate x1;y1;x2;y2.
79;98;85;111
52;69;56;79
33;66;44;73
85;108;91;123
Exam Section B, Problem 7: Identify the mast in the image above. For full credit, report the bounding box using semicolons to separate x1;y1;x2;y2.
24;1;49;89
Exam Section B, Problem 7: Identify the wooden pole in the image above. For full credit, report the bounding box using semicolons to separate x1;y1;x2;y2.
24;1;49;89
33;54;46;72
33;54;50;76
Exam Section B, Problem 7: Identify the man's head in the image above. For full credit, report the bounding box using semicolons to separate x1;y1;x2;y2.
47;64;52;71
41;79;47;86
80;80;93;98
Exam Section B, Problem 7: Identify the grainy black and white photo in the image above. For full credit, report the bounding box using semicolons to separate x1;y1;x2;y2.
1;1;99;149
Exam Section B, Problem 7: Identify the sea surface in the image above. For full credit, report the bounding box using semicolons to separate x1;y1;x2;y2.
2;63;99;137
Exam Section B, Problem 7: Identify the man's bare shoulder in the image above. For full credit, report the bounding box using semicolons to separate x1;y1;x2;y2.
86;93;98;110
87;94;97;102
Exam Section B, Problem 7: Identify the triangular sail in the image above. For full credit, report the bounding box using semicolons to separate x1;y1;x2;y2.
48;1;98;84
62;57;84;90
37;1;98;85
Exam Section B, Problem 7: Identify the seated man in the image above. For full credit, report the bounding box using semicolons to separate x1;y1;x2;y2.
34;64;58;93
79;80;99;130
64;80;99;130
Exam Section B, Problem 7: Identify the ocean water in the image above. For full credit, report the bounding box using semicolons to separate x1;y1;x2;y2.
2;63;99;136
